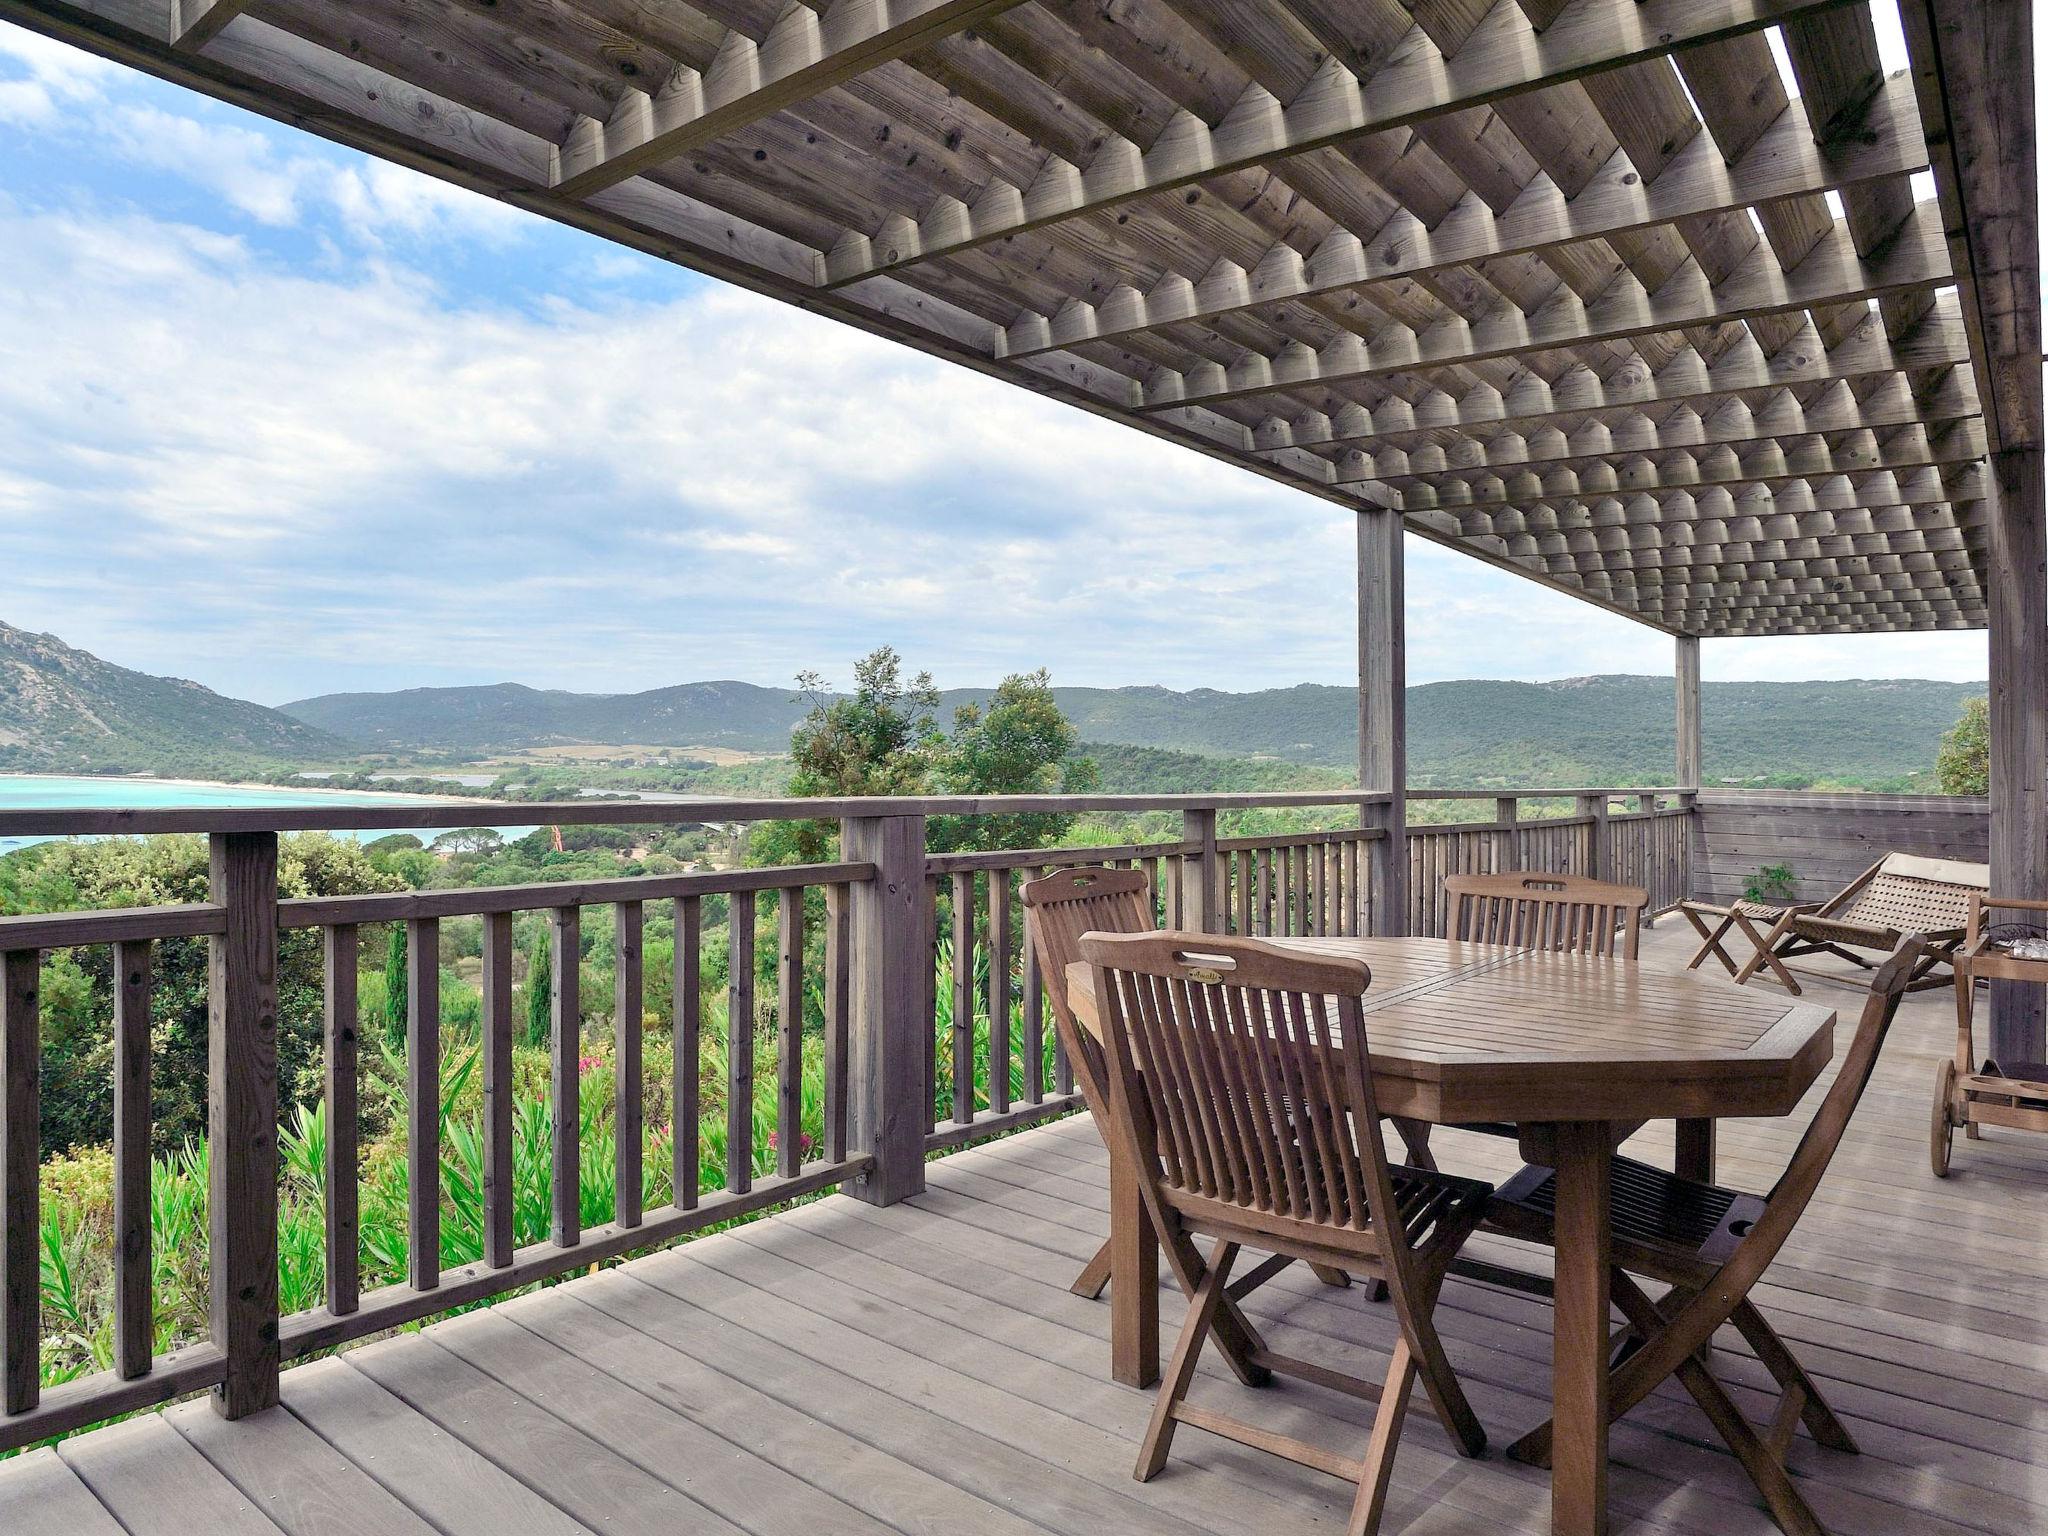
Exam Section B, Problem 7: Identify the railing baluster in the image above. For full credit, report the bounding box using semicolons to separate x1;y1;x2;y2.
823;885;849;1164
406;917;440;1291
777;887;804;1177
480;914;514;1269
2;948;41;1414
675;895;701;1210
1023;913;1048;1103
950;872;975;1127
113;939;152;1379
923;874;939;1133
989;871;1012;1117
550;906;581;1246
323;926;360;1314
614;900;643;1228
728;889;756;1195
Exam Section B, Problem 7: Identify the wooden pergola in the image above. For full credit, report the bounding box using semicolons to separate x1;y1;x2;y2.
7;0;2043;1043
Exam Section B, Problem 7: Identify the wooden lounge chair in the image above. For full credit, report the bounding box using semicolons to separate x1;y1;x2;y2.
1488;937;1925;1536
1080;930;1492;1535
1022;867;1350;1299
1682;853;1984;996
1444;871;1648;959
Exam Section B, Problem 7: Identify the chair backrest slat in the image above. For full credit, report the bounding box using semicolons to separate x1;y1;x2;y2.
1022;867;1157;1100
1444;872;1647;959
1083;931;1420;1287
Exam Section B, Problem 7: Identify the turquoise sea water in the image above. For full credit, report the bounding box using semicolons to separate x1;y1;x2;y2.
0;774;535;853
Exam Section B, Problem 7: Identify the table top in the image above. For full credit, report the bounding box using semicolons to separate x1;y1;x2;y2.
1065;935;1836;1126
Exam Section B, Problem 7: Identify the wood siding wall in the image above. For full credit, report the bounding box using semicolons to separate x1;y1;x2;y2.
1693;790;1990;905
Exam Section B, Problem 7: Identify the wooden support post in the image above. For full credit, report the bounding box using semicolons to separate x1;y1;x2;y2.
1;949;39;1415
841;814;928;1204
1675;634;1702;792
1577;794;1610;882
1359;507;1408;935
208;831;279;1420
1676;635;1705;905
1183;807;1220;933
1989;446;2048;1064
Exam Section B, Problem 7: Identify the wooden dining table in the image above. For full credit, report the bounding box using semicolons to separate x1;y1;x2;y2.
1064;935;1836;1536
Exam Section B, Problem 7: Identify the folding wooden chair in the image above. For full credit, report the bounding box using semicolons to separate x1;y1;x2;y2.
1488;936;1926;1536
1082;930;1492;1536
1444;871;1648;959
1023;867;1351;1300
1683;853;1982;996
1415;873;1650;1164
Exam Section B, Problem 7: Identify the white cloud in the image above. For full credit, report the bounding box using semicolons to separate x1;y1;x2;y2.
0;26;115;127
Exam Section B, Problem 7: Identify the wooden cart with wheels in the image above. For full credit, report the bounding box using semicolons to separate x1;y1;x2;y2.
1935;894;2048;1177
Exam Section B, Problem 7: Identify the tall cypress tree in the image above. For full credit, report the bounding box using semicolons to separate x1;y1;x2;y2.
383;922;408;1053
524;933;552;1050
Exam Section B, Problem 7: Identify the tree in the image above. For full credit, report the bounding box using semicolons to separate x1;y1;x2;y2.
1936;696;1990;795
930;668;1098;852
751;646;942;866
524;932;552;1049
430;828;504;855
383;921;408;1053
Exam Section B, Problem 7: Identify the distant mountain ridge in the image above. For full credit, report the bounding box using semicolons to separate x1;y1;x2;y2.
284;673;1988;785
0;621;347;773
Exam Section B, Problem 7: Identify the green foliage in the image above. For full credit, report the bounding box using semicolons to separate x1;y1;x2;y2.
383;922;408;1053
1743;863;1798;904
524;933;552;1049
1936;697;1990;796
929;669;1097;853
2;834;404;1154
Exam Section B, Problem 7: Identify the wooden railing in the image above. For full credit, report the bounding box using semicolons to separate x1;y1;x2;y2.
0;783;1696;1447
1403;790;1695;936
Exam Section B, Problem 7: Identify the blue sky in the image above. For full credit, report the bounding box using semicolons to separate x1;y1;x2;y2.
0;20;1993;708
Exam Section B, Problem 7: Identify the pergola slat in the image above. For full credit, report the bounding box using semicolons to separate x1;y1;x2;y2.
816;0;1868;288
998;73;1928;363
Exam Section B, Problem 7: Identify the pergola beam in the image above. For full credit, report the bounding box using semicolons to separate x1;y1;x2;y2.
997;74;1929;362
551;0;1030;201
818;0;1868;288
169;0;252;50
1140;207;1951;413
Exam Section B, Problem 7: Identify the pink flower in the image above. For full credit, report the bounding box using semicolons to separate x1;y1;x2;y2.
765;1130;817;1156
578;1053;602;1074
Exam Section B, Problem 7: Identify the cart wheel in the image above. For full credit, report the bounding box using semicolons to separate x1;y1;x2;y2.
1931;1058;1957;1177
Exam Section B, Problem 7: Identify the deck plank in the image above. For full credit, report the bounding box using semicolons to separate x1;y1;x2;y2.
165;1398;439;1536
0;1446;126;1536
58;1415;283;1536
5;926;2047;1536
342;1333;745;1536
278;1357;586;1536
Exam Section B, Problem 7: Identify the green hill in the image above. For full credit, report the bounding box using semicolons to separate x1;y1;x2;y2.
0;621;348;775
285;674;1984;787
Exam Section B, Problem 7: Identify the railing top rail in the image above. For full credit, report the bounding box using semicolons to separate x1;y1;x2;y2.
277;859;876;929
0;789;1398;838
1407;786;1688;800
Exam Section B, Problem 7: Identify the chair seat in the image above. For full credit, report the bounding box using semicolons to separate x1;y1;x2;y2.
1171;1164;1493;1272
1487;1155;1766;1281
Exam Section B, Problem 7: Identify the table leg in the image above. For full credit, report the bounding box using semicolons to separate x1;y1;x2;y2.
1551;1121;1613;1536
1674;1118;1716;1183
1109;1137;1159;1387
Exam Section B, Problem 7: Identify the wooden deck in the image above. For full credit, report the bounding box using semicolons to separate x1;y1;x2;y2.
7;925;2046;1536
